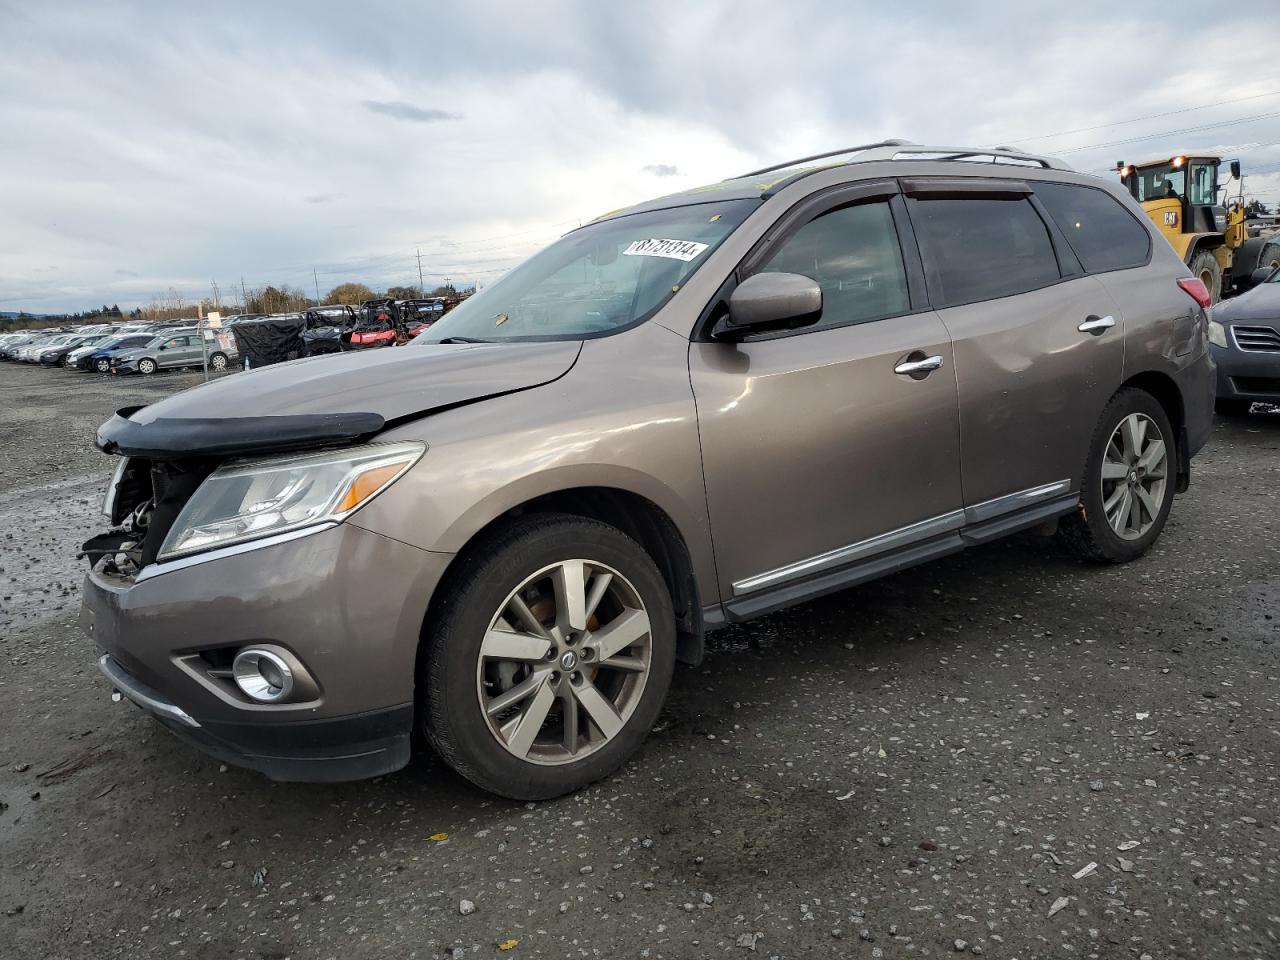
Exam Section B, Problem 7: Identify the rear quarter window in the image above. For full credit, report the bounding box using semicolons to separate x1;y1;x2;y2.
908;197;1061;307
1033;181;1151;273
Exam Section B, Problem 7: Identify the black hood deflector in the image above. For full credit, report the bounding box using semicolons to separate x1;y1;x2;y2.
97;406;385;459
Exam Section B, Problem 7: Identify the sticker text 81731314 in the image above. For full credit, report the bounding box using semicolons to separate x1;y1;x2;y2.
622;238;710;262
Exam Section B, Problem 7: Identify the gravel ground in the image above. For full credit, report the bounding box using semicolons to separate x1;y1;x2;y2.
0;361;1277;960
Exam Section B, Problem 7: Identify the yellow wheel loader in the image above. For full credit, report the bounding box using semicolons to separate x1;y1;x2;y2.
1118;155;1275;303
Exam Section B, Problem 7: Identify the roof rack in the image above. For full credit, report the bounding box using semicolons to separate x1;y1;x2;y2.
732;140;1072;180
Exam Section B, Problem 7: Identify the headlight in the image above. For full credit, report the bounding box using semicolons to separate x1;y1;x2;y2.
1208;319;1228;348
158;441;425;561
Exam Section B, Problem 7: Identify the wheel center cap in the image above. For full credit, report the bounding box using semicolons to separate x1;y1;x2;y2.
559;651;578;671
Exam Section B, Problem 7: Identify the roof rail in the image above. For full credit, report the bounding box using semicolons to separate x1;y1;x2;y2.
732;140;913;179
732;140;1072;180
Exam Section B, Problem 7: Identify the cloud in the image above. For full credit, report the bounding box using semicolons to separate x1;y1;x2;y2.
362;100;461;123
114;268;139;277
3;2;1280;312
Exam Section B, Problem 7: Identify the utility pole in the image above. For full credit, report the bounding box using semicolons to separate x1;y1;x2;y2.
240;276;248;314
313;268;321;305
416;247;426;297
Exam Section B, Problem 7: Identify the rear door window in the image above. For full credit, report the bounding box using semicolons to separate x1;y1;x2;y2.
755;200;910;329
908;197;1061;307
1034;182;1151;273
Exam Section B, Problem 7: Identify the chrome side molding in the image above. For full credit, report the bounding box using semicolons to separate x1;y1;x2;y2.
732;479;1073;597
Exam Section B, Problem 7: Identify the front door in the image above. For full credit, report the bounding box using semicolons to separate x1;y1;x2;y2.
690;187;963;616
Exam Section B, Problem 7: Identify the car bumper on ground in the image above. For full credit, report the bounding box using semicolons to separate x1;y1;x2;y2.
1211;341;1280;405
79;520;451;782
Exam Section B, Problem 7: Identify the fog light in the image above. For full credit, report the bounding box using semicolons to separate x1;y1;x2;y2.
232;647;295;702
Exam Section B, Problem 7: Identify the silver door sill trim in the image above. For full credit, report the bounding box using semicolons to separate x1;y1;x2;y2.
964;479;1071;525
99;654;200;728
733;510;965;596
731;478;1073;597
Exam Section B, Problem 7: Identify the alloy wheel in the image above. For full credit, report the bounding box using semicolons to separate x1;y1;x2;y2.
139;358;156;374
95;359;110;372
476;559;652;765
210;354;227;370
1100;412;1167;541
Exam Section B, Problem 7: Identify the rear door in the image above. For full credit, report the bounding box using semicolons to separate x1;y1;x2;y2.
690;181;963;616
902;179;1125;515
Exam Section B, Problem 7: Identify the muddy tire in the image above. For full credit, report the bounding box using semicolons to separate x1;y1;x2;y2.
422;514;675;800
1189;249;1222;304
1059;388;1177;564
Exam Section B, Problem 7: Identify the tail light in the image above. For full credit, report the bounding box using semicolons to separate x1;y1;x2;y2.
1177;277;1212;309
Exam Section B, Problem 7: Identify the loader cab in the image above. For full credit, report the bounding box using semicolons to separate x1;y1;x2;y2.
1120;156;1230;236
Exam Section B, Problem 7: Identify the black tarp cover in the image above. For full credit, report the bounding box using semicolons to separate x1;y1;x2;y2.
231;315;306;367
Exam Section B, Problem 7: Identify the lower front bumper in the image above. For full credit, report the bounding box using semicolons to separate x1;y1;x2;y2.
100;652;413;782
1212;342;1280;403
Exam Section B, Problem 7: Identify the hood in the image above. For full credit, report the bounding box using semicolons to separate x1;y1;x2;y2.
1214;283;1280;323
97;340;582;458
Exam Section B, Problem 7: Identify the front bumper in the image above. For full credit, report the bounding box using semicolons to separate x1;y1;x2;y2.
80;521;451;782
1211;340;1280;404
110;359;141;374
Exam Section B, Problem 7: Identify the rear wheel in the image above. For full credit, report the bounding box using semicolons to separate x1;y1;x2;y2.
1215;398;1253;417
1260;240;1280;275
422;515;676;800
137;357;157;375
208;352;228;371
1059;388;1176;563
1189;249;1223;304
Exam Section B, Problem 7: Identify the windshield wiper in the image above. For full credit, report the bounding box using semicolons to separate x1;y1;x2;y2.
438;336;492;344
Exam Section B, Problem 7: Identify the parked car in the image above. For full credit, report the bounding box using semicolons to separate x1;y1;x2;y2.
110;330;216;375
1209;263;1280;414
38;333;109;366
0;334;43;360
82;141;1214;799
71;333;158;372
16;335;62;362
301;305;357;355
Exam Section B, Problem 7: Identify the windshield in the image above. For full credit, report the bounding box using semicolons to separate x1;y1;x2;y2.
418;199;758;343
1129;164;1184;202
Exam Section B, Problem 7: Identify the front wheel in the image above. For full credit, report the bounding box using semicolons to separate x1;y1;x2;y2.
422;515;676;800
94;358;110;373
137;357;157;375
1059;388;1177;563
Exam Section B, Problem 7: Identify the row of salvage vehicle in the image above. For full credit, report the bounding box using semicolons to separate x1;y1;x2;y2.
0;296;460;375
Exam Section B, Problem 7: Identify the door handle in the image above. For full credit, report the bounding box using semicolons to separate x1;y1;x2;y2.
1078;315;1116;334
893;354;944;376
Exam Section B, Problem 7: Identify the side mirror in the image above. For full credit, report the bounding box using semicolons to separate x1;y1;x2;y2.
1230;160;1242;180
1251;266;1274;286
717;272;822;338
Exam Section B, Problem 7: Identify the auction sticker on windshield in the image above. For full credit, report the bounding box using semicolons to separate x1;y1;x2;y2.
622;238;709;261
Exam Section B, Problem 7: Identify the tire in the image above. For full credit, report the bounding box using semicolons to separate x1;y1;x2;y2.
94;358;110;373
1058;388;1177;564
1215;398;1253;417
1260;239;1280;275
137;357;157;374
1189;249;1223;304
422;514;676;800
208;352;228;371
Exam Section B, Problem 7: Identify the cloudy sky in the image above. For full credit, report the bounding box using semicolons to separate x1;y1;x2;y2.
4;0;1280;313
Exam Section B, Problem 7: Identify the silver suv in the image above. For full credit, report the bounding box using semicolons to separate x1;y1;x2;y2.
81;141;1215;798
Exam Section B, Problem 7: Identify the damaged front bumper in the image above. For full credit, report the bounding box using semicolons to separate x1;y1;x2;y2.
81;519;449;782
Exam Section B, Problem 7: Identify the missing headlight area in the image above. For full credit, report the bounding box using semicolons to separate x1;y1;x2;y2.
81;456;218;580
